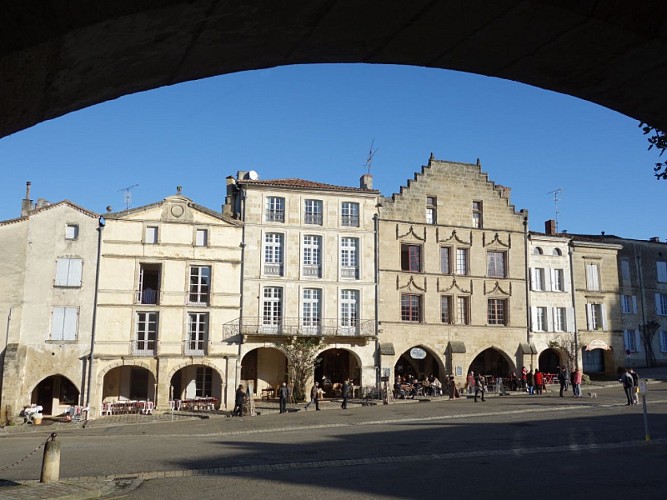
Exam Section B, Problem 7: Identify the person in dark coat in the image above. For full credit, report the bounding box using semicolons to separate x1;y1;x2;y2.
233;384;245;416
341;379;350;409
474;373;486;402
278;382;289;413
305;381;320;410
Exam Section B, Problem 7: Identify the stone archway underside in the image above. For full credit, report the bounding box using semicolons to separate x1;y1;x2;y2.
2;1;667;139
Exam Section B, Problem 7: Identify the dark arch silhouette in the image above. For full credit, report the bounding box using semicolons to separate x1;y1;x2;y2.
2;1;667;139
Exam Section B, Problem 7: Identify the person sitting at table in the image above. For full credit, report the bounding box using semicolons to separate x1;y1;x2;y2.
393;376;406;399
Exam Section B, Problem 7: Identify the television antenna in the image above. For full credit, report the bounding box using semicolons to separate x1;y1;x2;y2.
363;140;379;175
118;184;139;210
547;188;563;232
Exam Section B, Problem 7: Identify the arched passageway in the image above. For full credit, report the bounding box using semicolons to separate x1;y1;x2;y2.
539;349;562;373
2;2;667;139
582;348;606;374
170;364;223;403
102;366;156;402
241;347;287;397
315;348;361;398
468;348;512;378
31;375;79;416
394;346;443;381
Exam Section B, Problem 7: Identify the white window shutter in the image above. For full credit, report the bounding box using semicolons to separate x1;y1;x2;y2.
656;293;662;315
623;330;630;350
635;331;642;353
530;268;536;290
70;259;82;286
51;308;65;340
566;307;575;332
632;295;638;314
563;269;571;293
544;269;552;291
658;262;667;282
55;259;68;285
586;304;593;330
63;308;78;340
601;304;608;330
546;308;554;332
530;306;537;331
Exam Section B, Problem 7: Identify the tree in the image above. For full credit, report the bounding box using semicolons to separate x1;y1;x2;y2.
641;320;660;367
640;123;667;180
547;336;577;370
279;337;323;402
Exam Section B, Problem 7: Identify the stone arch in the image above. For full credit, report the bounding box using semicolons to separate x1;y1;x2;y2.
100;361;156;402
467;345;515;378
315;347;363;397
167;359;223;384
240;347;288;396
393;344;445;381
30;373;80;416
538;348;563;373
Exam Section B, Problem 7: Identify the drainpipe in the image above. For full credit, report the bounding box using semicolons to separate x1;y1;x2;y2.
236;185;247;393
634;244;648;366
373;212;381;395
85;216;105;415
523;216;532;370
568;240;579;369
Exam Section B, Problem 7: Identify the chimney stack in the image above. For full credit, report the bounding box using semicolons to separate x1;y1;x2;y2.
21;181;34;217
360;173;373;190
545;220;557;235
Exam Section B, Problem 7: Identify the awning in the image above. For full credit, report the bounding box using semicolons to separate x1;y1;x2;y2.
585;339;611;351
520;342;538;354
380;343;395;355
448;341;466;354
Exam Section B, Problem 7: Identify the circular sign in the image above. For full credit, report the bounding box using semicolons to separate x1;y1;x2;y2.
410;347;427;360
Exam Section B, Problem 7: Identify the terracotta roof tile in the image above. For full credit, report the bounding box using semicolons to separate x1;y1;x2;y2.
237;178;378;193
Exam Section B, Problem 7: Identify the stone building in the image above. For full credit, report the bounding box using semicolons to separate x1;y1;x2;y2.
376;155;529;386
92;191;243;414
0;186;100;421
528;221;577;374
223;172;379;397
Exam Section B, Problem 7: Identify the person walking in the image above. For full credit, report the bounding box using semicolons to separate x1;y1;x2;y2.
620;368;635;405
305;381;321;410
526;369;535;395
629;368;639;404
474;372;486;402
572;368;582;397
534;369;544;395
278;382;289;413
233;384;245;417
558;366;567;397
341;378;350;409
466;371;476;397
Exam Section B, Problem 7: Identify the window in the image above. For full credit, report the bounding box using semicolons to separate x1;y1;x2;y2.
624;330;640;353
487;251;506;278
145;226;158;244
401;294;422;322
655;293;667;316
440;247;451;274
488;299;507;325
533;307;547;332
441;296;452;323
533;247;543;255
51;307;78;340
341;237;359;279
660;331;667;353
551;268;565;291
341;202;359;227
340;289;359;333
531;268;545;291
135;312;158;354
189;266;211;304
55;258;83;287
65;224;79;240
302;235;322;277
553;248;562;256
186;312;208;355
554;307;567;332
262;287;283;331
426;196;437;224
137;263;160;304
302;288;322;333
658;261;667;283
456;248;468;275
195;229;208;247
264;233;284;276
304;199;323;225
620;259;631;282
586;303;605;330
401;244;422;272
585;263;600;291
457;296;469;325
195;367;212;397
265;196;285;222
472;201;483;228
621;294;637;314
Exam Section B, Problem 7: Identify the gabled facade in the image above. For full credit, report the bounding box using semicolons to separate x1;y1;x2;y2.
93;192;243;413
224;173;380;396
0;196;100;420
377;155;529;385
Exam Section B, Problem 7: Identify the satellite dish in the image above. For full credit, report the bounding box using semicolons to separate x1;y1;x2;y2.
247;170;259;180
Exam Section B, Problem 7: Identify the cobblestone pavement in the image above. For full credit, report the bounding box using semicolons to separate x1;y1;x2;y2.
1;368;665;499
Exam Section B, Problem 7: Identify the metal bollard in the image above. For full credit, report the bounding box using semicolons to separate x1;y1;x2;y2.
40;433;60;483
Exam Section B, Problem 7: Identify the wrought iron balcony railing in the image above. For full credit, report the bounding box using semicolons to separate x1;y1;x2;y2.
222;317;375;339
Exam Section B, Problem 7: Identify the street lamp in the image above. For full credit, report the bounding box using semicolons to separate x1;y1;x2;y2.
85;216;105;416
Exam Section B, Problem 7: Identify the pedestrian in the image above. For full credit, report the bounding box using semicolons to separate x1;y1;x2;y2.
341;378;350;409
305;381;321;410
278;382;289;413
526;369;534;395
534;369;543;395
474;372;486;402
620;368;635;405
449;375;460;399
572;368;582;397
521;366;527;390
466;371;475;396
557;366;567;397
629;368;639;404
233;384;245;416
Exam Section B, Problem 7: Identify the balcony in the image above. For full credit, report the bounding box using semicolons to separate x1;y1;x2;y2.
132;339;156;356
302;264;321;278
341;266;359;279
264;263;283;276
223;317;375;340
184;340;207;356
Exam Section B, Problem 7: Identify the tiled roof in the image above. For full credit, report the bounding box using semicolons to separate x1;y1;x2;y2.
0;200;98;226
237;178;378;193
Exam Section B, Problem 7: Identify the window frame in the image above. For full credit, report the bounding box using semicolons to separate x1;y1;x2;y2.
186;312;209;355
341;201;360;227
263;232;284;276
400;243;422;273
457;296;470;325
401;293;422;322
51;306;79;341
340;237;359;279
472;200;483;228
135;311;158;354
265;196;286;223
304;199;323;225
189;265;211;305
456;248;469;275
487;250;507;278
55;257;83;287
65;224;79;240
145;226;158;244
440;295;452;324
426;196;437;225
195;228;208;247
487;298;507;326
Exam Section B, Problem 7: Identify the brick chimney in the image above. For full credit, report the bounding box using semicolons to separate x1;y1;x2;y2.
545;219;557;235
21;181;33;217
360;173;373;190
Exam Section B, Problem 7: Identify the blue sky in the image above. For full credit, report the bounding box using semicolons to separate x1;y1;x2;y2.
0;63;663;239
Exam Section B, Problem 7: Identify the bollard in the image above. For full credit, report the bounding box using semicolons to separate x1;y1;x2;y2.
40;433;60;483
